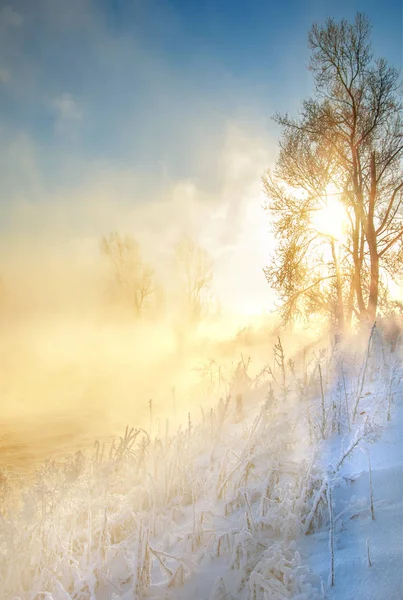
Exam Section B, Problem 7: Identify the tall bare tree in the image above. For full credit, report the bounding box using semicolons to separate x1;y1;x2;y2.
101;232;155;318
264;13;403;326
174;235;214;324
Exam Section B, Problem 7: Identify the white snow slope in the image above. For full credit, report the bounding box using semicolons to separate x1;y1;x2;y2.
0;328;402;600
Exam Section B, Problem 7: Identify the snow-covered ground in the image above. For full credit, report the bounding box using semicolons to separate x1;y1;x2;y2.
0;326;402;599
303;343;403;600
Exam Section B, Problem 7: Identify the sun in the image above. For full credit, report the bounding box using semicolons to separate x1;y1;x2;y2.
311;186;347;241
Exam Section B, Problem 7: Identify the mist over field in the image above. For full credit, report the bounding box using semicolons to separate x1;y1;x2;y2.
0;257;317;473
0;123;279;473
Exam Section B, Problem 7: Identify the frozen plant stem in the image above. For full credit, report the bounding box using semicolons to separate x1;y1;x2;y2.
327;476;335;587
307;404;313;445
319;364;326;439
367;450;375;521
387;371;395;420
243;491;255;533
366;538;372;567
388;392;393;421
341;366;350;430
353;322;376;422
274;337;286;399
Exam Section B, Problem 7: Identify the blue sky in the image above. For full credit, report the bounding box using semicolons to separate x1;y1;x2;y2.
0;0;402;313
1;0;401;185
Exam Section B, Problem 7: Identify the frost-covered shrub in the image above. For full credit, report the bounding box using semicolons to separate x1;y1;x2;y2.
249;541;321;600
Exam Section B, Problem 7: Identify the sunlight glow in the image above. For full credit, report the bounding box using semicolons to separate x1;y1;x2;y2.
311;186;346;241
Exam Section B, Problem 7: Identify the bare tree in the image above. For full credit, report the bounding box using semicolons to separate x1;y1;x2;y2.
101;232;155;318
263;177;349;329
264;13;403;326
174;235;214;324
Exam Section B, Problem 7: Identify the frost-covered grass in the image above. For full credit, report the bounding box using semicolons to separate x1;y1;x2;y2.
0;326;402;599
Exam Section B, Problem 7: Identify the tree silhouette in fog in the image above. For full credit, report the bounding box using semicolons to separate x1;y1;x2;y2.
101;232;155;318
174;235;214;324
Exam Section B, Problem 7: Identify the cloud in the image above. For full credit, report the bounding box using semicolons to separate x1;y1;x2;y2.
50;93;83;139
0;5;22;28
0;67;10;83
52;93;83;122
0;6;21;87
0;130;44;206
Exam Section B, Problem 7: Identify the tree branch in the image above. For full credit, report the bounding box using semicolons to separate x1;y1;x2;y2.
376;182;403;235
378;229;403;257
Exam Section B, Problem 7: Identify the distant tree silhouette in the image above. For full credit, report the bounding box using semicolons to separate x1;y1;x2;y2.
101;232;155;317
174;235;214;324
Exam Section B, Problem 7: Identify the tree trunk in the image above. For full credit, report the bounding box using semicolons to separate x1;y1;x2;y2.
366;152;379;322
346;274;355;328
331;239;345;335
352;207;367;320
367;237;379;322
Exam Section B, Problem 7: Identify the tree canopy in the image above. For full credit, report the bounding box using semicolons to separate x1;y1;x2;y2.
264;13;403;329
